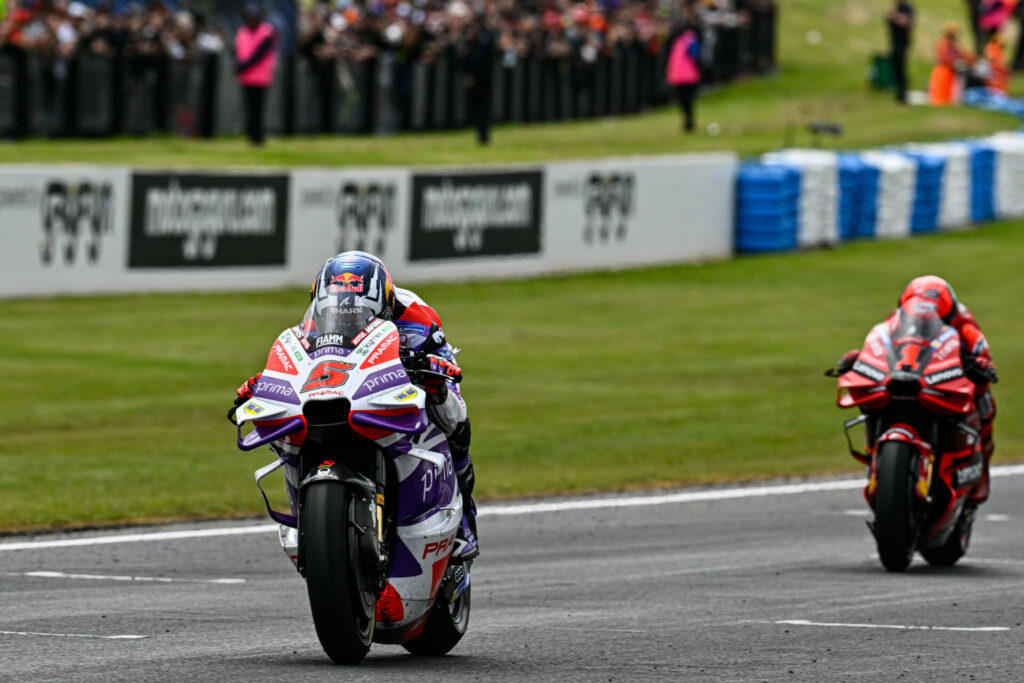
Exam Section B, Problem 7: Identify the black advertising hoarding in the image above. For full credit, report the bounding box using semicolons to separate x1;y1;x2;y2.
409;170;542;260
129;172;289;268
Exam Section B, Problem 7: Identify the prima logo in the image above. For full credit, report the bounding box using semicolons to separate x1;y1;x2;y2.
337;182;396;255
584;172;634;243
40;181;114;266
253;377;300;405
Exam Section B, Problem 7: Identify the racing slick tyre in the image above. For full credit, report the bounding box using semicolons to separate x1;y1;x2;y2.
874;441;917;572
304;482;376;664
921;505;974;567
401;581;471;656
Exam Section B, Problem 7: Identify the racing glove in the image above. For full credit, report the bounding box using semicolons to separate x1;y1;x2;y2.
234;372;262;406
965;355;998;385
404;354;462;402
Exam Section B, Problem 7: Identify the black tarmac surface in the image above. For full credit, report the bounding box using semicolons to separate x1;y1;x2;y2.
3;471;1024;682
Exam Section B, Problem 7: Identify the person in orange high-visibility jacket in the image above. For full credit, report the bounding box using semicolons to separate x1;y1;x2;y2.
235;4;277;145
929;22;972;104
984;29;1011;92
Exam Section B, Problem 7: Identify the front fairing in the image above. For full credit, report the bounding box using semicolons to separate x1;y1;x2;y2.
837;312;973;415
236;319;428;451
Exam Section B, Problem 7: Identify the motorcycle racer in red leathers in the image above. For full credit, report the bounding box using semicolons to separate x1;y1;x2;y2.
836;275;998;504
235;251;479;561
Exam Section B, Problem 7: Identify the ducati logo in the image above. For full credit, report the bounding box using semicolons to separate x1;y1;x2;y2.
584;172;634;244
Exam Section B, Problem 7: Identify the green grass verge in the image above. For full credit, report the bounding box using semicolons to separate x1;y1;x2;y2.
2;223;1023;531
0;0;1020;167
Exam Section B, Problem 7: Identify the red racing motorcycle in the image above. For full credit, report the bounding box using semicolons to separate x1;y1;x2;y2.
827;305;987;572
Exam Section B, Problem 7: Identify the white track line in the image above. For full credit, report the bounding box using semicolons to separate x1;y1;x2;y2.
776;619;1010;632
0;524;277;552
9;571;245;584
0;630;146;640
2;464;1023;552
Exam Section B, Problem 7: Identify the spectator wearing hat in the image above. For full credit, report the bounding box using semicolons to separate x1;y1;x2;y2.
235;4;277;145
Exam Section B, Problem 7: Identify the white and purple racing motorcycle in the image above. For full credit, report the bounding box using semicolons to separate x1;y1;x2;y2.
230;312;470;664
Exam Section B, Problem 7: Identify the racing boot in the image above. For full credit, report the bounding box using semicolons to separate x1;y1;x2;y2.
970;423;994;505
450;421;479;563
970;392;996;506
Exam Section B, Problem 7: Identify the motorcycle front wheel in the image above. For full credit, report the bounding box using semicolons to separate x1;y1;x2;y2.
874;441;917;572
304;482;377;664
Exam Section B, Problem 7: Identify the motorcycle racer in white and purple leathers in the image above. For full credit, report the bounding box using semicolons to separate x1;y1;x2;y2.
235;251;479;562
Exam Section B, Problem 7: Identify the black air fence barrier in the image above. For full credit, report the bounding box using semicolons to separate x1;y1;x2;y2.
3;32;767;139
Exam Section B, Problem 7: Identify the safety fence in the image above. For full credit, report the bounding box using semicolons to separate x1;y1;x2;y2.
0;153;738;297
735;130;1024;253
0;26;763;140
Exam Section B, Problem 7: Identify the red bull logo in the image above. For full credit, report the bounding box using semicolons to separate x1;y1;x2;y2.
329;272;364;293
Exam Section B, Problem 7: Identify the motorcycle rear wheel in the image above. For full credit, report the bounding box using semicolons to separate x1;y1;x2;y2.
921;505;974;567
874;441;917;572
304;483;376;664
401;580;471;656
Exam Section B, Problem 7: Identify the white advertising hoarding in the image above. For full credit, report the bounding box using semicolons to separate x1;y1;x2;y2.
542;153;738;271
0;153;739;297
0;166;131;297
289;168;411;284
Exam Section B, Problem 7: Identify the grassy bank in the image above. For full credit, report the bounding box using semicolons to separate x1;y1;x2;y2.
2;223;1022;531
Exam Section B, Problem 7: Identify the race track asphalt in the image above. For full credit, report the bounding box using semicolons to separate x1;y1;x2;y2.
3;468;1024;682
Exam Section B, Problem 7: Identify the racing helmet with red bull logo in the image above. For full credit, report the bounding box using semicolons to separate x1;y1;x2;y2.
898;275;959;323
308;252;396;340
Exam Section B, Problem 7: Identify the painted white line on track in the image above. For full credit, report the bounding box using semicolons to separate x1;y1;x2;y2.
0;630;146;640
9;571;246;584
776;619;1009;632
984;514;1010;522
2;464;1023;552
0;524;277;552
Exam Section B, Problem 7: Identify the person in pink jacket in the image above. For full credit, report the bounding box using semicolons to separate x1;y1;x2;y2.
666;20;701;133
235;4;277;145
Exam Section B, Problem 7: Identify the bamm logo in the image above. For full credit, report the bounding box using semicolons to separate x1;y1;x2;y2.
337;182;396;255
40;181;114;266
584;172;634;243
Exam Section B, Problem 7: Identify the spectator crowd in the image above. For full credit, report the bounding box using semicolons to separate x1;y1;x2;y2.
0;0;777;139
0;0;224;63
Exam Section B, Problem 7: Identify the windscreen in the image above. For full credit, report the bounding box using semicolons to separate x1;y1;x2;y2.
894;306;944;343
301;297;376;343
